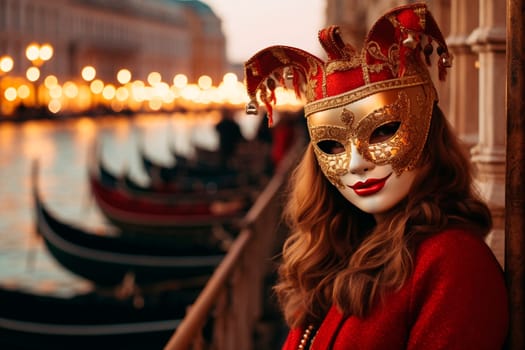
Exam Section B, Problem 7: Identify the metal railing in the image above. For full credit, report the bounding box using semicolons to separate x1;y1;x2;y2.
164;139;305;350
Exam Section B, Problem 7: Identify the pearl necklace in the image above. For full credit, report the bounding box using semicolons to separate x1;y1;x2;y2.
298;324;316;350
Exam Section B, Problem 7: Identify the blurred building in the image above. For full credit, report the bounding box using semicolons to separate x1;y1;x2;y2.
325;0;507;265
0;0;227;83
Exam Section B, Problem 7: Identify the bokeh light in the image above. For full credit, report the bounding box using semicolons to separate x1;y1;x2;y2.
0;55;14;73
26;66;40;82
117;69;132;85
81;66;96;82
39;44;54;61
147;72;162;85
198;75;212;90
90;79;104;94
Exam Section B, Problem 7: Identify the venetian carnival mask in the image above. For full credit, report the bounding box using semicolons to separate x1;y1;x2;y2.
244;3;452;188
308;84;435;188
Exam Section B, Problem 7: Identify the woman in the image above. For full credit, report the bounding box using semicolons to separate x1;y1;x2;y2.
244;3;508;349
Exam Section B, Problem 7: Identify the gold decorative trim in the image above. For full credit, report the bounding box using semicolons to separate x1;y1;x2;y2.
307;56;322;101
361;48;370;85
340;108;354;126
325;56;362;74
366;41;399;77
271;47;292;65
245;61;259;78
321;68;327;98
414;6;426;29
304;75;430;117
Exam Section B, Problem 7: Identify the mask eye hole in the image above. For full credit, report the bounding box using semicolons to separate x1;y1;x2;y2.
370;121;400;144
317;140;345;154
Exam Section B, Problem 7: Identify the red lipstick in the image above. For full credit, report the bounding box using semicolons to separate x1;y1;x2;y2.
348;173;392;196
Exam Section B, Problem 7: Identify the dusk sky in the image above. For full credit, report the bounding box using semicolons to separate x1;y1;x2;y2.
201;0;326;64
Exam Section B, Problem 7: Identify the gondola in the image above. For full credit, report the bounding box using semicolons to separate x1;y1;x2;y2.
32;160;227;287
138;144;254;190
138;134;272;188
0;286;200;350
97;147;256;202
88;148;251;234
137;134;192;185
137;130;247;185
193;139;271;174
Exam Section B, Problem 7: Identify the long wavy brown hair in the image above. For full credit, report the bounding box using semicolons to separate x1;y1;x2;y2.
274;104;492;328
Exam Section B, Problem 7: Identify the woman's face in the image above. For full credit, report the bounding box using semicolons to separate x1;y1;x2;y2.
335;144;420;218
307;85;432;217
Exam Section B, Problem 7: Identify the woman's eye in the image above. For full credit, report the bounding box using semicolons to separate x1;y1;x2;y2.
317;140;345;154
369;122;400;144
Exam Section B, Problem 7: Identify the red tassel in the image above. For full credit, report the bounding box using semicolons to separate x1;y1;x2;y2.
267;77;277;105
266;109;274;127
259;85;274;127
268;90;276;105
265;105;274;127
273;71;285;86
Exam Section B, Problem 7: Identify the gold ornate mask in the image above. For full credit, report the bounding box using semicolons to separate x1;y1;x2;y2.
308;84;435;188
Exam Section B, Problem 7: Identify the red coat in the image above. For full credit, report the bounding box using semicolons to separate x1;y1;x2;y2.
282;229;508;350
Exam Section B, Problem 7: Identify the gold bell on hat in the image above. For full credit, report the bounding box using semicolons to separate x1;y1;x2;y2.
440;52;453;67
402;33;418;49
245;100;258;115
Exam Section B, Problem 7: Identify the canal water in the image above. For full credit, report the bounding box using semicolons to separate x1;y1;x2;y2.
0;111;262;297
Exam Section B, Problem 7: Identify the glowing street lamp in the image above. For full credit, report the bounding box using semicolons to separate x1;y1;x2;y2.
25;43;54;108
0;55;14;115
39;44;54;62
0;55;14;74
26;66;40;82
25;42;54;67
81;66;96;82
147;72;162;86
173;74;188;89
198;75;212;90
117;69;132;85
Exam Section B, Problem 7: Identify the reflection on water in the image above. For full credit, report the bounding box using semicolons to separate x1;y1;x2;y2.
0;111;262;297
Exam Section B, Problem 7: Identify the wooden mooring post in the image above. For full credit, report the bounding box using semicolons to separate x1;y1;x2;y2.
505;0;525;349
